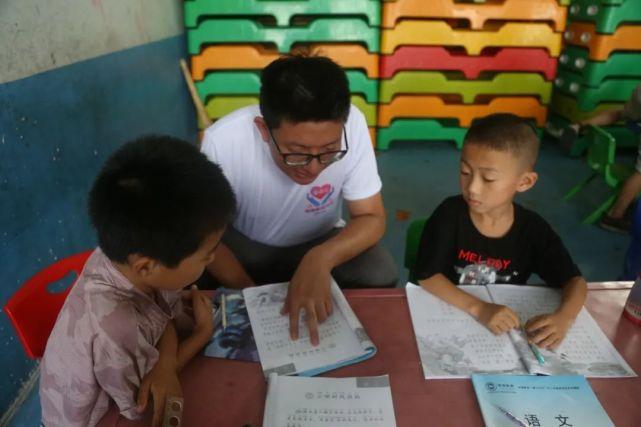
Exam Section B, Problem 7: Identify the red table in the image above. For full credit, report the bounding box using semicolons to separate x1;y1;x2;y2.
100;283;641;427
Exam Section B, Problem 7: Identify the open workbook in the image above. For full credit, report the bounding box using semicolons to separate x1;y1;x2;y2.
406;283;636;379
243;279;376;377
263;374;397;427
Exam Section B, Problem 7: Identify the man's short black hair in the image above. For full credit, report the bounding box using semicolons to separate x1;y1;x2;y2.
259;53;351;129
464;113;540;169
88;135;236;268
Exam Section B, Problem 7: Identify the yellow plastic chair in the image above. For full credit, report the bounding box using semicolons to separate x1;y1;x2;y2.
381;21;562;56
383;0;566;31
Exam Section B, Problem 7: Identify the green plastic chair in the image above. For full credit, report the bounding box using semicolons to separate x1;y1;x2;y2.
196;70;378;103
377;119;466;150
546;112;638;156
187;18;380;55
563;125;634;223
568;0;641;34
559;46;641;87
404;218;428;282
196;71;262;101
554;69;641;111
550;91;623;124
378;72;552;104
184;0;380;28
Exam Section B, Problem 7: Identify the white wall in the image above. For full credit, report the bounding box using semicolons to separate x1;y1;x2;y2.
0;0;184;84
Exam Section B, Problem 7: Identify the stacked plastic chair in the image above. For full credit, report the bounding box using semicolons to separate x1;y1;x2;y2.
548;0;641;156
376;0;567;150
184;0;381;143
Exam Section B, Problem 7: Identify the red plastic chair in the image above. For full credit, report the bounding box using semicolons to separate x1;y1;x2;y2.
4;250;93;359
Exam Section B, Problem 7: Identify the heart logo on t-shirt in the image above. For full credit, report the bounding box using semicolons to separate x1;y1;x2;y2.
311;184;332;201
306;183;335;208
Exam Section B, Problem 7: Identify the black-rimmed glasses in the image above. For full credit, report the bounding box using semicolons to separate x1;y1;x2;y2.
268;127;349;167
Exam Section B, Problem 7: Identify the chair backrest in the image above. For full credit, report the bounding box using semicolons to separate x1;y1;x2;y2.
4;250;92;359
584;125;616;182
404;218;427;276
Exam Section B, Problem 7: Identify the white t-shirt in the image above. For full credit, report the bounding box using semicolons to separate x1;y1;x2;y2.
201;105;382;247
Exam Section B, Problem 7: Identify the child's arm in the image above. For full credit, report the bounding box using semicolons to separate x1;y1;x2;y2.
525;276;588;350
175;288;214;371
136;324;182;427
206;243;254;288
136;288;214;425
419;273;520;335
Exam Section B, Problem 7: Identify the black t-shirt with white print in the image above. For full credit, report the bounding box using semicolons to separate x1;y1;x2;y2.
413;195;581;286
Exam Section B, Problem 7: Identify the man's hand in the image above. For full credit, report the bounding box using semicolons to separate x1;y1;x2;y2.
137;356;182;427
282;251;333;346
475;302;520;335
525;311;574;350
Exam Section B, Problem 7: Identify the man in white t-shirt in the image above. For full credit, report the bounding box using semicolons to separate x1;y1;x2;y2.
201;55;397;344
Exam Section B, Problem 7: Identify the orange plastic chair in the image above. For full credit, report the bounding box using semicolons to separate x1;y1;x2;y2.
368;127;377;149
381;21;562;56
564;22;641;61
382;0;566;32
4;250;92;358
191;44;379;80
377;95;547;127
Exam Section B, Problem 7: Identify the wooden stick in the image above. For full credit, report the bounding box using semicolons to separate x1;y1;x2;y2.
179;59;212;129
221;294;227;330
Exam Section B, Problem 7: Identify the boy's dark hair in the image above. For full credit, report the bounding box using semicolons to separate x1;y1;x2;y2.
464;113;540;168
89;135;236;268
259;53;351;129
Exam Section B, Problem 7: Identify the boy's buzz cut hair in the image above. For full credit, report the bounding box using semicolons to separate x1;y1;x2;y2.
88;135;236;268
463;113;540;169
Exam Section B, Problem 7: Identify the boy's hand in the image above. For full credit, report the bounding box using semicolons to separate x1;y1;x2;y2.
188;287;214;337
525;312;574;350
282;252;333;347
137;357;182;427
475;302;520;335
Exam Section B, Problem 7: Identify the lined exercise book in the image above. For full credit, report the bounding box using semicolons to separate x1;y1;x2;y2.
406;283;636;379
263;374;397;427
472;374;614;427
243;279;376;377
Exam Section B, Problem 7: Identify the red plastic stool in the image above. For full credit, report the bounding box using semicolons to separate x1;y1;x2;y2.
4;250;93;358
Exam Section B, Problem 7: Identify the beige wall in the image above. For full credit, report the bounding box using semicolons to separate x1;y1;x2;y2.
0;0;184;84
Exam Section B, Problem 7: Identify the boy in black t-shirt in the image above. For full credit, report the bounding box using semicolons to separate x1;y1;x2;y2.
413;113;588;350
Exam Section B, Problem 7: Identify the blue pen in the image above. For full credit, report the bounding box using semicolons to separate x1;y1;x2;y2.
495;405;528;427
522;326;545;365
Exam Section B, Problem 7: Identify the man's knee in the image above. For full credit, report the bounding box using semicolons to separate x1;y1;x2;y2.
333;244;398;288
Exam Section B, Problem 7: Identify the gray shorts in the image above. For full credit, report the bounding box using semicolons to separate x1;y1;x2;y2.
223;226;398;288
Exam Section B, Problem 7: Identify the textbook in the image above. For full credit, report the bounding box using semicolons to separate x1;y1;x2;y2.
471;374;614;427
406;283;636;379
243;279;377;377
203;288;259;362
263;374;397;427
